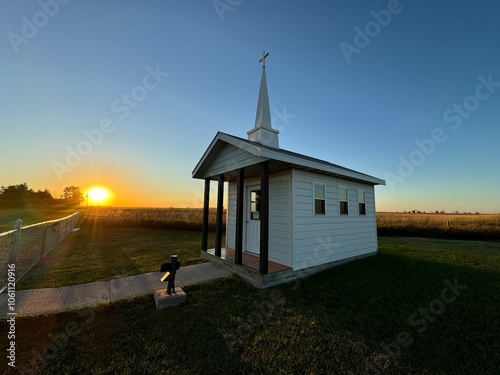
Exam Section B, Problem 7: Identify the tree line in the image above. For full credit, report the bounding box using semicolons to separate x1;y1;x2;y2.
0;183;84;208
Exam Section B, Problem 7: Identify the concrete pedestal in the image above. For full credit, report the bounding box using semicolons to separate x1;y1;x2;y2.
154;287;187;310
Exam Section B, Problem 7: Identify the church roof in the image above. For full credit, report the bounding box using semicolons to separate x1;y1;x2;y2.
192;131;385;185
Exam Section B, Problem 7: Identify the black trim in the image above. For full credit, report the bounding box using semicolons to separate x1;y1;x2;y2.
201;178;210;251
235;168;244;265
215;175;224;257
259;161;269;274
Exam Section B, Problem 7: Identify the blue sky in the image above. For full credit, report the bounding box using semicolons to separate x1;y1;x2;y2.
1;0;499;212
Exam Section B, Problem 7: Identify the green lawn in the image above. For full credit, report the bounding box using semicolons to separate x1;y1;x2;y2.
1;236;499;374
16;218;217;290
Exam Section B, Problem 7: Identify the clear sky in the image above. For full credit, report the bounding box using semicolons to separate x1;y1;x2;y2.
1;0;499;212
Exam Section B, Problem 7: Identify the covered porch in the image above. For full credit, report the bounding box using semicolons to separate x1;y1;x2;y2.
199;161;274;274
196;152;296;287
201;247;294;288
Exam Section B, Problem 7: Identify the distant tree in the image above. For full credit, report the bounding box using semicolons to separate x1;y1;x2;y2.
61;186;84;206
27;189;54;207
0;183;29;207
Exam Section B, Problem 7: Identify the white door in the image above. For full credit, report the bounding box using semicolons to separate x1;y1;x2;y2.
246;186;261;254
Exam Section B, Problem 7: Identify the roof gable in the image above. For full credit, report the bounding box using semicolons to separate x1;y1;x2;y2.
193;132;385;185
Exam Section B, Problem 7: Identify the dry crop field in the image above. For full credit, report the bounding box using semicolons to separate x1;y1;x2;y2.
2;207;499;240
377;212;500;240
81;206;225;231
78;207;500;240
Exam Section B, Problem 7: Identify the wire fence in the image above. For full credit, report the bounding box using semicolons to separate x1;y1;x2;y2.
0;212;80;294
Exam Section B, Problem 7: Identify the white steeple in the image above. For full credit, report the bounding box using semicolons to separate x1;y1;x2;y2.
247;50;279;148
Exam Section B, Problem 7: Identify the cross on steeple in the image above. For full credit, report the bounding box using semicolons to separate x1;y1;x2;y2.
248;49;279;148
259;50;269;68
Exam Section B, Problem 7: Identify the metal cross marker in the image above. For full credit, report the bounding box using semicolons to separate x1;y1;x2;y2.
160;255;181;295
259;50;269;68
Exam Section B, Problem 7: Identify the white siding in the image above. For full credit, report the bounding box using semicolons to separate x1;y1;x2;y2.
268;170;292;266
203;144;264;178
292;169;377;271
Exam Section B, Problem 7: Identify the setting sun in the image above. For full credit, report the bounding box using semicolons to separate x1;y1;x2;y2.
86;186;111;206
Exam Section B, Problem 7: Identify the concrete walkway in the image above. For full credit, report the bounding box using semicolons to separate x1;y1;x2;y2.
0;262;231;318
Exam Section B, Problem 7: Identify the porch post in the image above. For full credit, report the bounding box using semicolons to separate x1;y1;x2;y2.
201;178;210;251
215;174;225;257
235;168;244;265
259;161;269;274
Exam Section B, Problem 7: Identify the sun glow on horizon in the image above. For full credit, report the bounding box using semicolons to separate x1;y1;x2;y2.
86;186;112;206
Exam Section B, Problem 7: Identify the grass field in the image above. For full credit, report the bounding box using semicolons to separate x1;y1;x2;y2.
1;236;498;374
16;217;220;290
0;207;77;232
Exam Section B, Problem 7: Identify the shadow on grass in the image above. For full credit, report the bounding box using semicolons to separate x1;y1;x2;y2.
275;247;499;374
1;239;498;374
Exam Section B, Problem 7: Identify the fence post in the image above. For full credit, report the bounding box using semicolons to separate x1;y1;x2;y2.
6;219;22;266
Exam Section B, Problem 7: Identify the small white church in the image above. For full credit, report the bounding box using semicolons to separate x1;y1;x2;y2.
193;51;385;287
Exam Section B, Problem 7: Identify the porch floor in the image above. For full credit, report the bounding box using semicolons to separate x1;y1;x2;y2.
206;248;291;274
